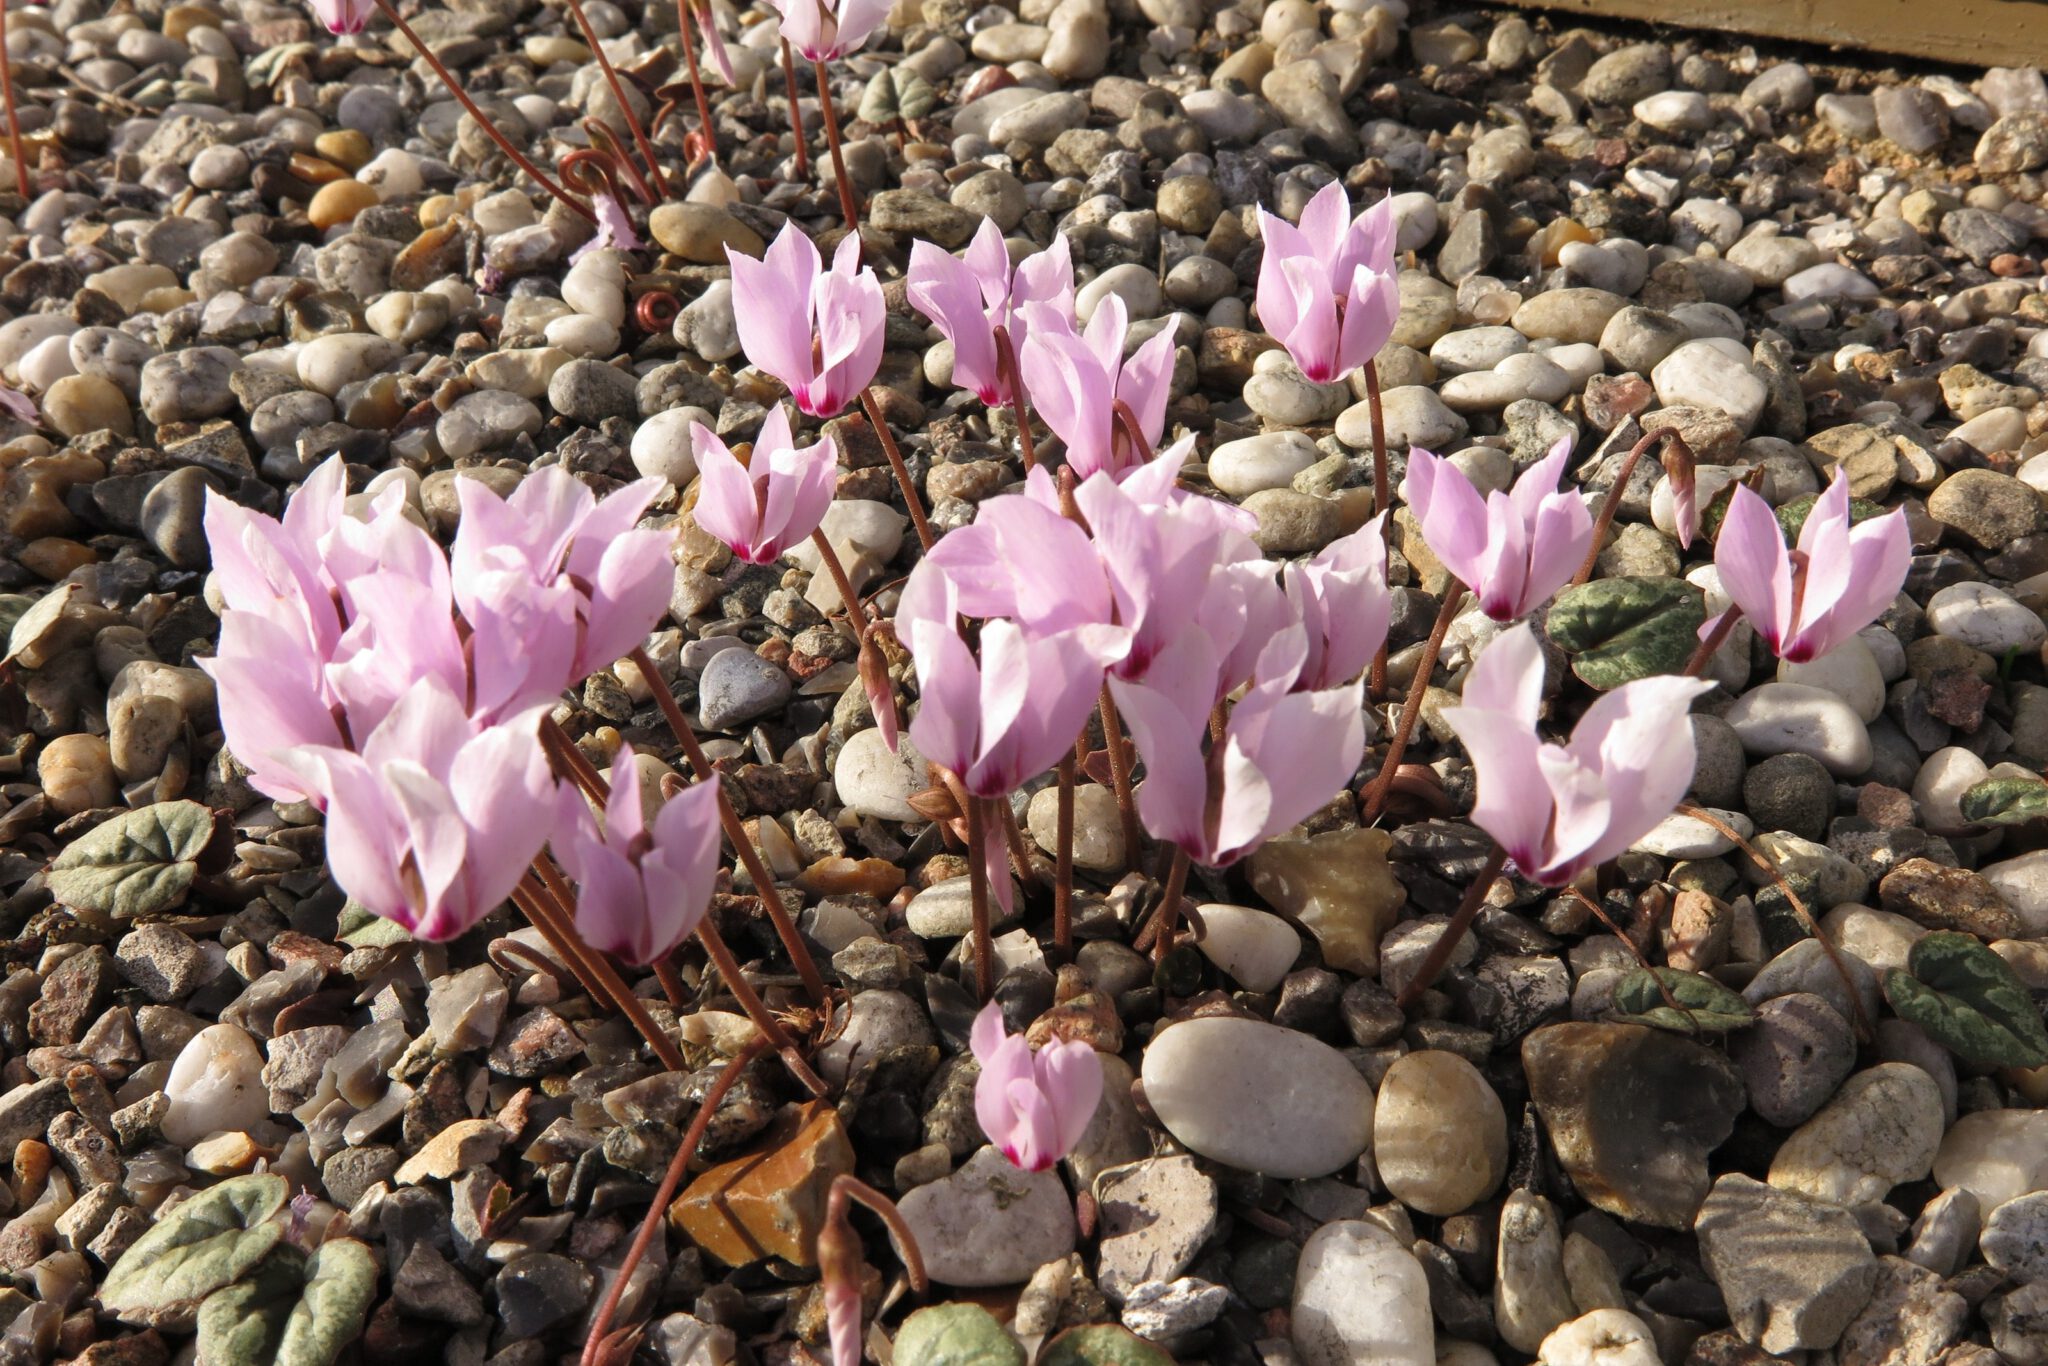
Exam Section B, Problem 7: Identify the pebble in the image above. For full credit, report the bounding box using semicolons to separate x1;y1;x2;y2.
1933;1108;2048;1212
1779;636;1886;724
1191;904;1300;991
1095;1156;1218;1301
1652;340;1769;434
1925;581;2046;653
1338;385;1465;451
1026;783;1124;872
39;733;116;815
1538;1310;1661;1366
1769;1063;1945;1207
1372;1051;1506;1216
898;1145;1078;1286
1291;1221;1434;1366
833;729;929;822
1979;850;2048;937
1696;1174;1879;1354
1731;993;1857;1127
161;1022;269;1145
1723;683;1873;776
1141;1015;1375;1179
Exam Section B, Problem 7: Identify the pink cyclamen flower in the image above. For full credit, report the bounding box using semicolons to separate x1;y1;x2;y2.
970;1002;1103;1172
0;385;37;424
690;405;838;564
727;224;883;418
901;570;1106;800
1403;435;1593;622
906;221;1075;406
450;465;674;690
1018;294;1176;481
280;682;558;941
309;0;371;32
1441;623;1713;887
1255;180;1399;384
1114;629;1365;868
1711;469;1910;664
772;0;888;61
554;746;722;966
1284;511;1392;691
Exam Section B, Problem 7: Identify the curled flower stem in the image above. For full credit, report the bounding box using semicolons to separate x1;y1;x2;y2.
829;1175;929;1292
631;645;830;1006
861;386;936;552
567;0;670;202
372;0;596;222
780;38;809;179
1394;842;1506;1008
0;0;28;199
1053;745;1077;958
992;325;1039;471
1675;802;1875;1043
1363;362;1391;702
1149;841;1191;965
579;1036;769;1366
1573;426;1694;587
1096;683;1141;876
965;789;994;1000
811;59;860;230
673;0;718;161
1683;603;1744;678
1361;582;1467;824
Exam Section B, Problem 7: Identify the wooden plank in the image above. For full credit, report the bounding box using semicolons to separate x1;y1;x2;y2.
1494;0;2048;69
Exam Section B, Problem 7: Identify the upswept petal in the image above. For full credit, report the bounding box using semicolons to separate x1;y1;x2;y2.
1254;208;1312;343
1437;703;1551;877
1294;180;1352;266
1334;264;1398;377
1518;489;1594;617
1712;483;1796;654
688;422;766;561
1402;449;1490;587
1110;675;1210;854
1334;192;1397;285
727;229;817;392
1458;618;1545;726
1036;1041;1103;1161
907;239;1003;402
823;0;890;57
1531;745;1613;879
1274;254;1341;382
1116;324;1178;454
1508;436;1573;527
1799;507;1910;660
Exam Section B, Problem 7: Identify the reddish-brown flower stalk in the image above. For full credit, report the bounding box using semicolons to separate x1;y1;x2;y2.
629;645;830;1006
580;1036;769;1366
780;39;810;179
0;0;28;199
561;0;670;200
1360;582;1467;824
809;528;903;742
811;59;860;228
371;0;596;222
1363;361;1391;699
861;387;936;552
1573;426;1697;588
1148;842;1191;965
965;790;994;999
1393;843;1506;1007
671;0;718;160
992;325;1039;471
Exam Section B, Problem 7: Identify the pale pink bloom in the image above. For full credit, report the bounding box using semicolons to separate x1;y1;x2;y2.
203;612;345;807
1018;295;1176;481
1711;470;1910;664
771;0;888;61
1254;181;1399;384
1402;436;1593;622
0;385;37;424
727;225;883;418
1283;512;1391;691
451;465;674;686
1441;623;1714;888
554;746;722;966
902;571;1106;800
1073;457;1268;682
1113;629;1365;868
569;194;643;264
280;683;558;941
697;10;735;83
309;0;371;33
690;406;838;564
906;222;1074;406
970;1002;1102;1173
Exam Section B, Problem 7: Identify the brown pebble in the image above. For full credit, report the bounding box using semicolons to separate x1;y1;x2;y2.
18;537;98;580
308;179;380;230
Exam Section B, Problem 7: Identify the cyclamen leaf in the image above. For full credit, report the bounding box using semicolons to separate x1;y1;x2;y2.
195;1248;305;1366
1037;1325;1179;1366
101;1174;289;1329
1609;967;1756;1034
1544;576;1704;690
47;800;230;919
1883;931;2048;1069
276;1240;380;1366
1772;492;1887;543
891;1304;1027;1366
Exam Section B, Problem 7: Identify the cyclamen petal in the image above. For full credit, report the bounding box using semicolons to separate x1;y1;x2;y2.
1712;471;1909;663
1254;182;1399;383
970;1003;1103;1172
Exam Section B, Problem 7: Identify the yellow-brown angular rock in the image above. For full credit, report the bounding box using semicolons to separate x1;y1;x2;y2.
670;1103;853;1267
1246;826;1406;974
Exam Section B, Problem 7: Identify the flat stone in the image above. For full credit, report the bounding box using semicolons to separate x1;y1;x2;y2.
670;1104;854;1267
897;1145;1078;1286
1094;1156;1218;1302
1695;1174;1878;1354
1724;683;1872;776
1768;1064;1945;1207
1246;827;1406;975
1521;1022;1745;1229
1141;1015;1375;1179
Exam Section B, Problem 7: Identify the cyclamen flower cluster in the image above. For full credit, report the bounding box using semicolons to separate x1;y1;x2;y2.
202;457;719;959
